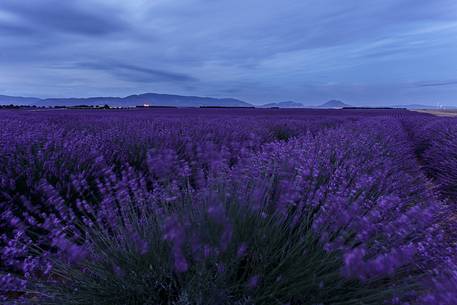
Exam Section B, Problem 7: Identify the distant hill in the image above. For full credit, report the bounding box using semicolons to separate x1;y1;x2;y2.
0;95;42;105
3;93;454;109
261;101;304;108
1;92;254;107
318;100;351;108
120;93;252;107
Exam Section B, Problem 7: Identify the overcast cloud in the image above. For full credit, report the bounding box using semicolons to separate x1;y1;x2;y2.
0;0;456;105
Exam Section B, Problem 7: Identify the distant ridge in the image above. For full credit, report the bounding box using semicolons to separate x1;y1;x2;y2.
0;95;42;105
1;93;455;109
318;100;351;108
261;101;304;108
121;93;251;107
0;93;253;107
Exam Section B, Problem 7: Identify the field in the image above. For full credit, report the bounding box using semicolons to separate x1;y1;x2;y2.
414;109;457;117
1;108;457;304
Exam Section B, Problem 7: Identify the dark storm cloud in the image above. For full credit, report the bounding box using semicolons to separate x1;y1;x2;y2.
0;0;456;104
0;0;127;37
77;62;198;83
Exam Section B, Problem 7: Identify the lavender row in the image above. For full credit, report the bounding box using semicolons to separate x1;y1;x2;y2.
402;115;457;203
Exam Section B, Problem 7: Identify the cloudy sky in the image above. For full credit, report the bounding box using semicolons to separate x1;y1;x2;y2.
0;0;456;105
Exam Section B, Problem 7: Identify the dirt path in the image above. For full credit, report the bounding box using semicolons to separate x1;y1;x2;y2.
413;109;457;117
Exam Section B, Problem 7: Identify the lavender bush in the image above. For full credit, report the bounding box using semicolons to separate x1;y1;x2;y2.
410;118;457;203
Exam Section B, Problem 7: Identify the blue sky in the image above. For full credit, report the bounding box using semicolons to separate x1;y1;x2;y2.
0;0;456;105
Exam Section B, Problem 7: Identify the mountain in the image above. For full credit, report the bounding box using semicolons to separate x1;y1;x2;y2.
121;93;251;107
4;93;453;109
0;95;42;105
261;101;304;108
40;93;252;107
5;92;253;107
318;100;351;108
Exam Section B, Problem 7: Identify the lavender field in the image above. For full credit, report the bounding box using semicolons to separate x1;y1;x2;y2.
1;108;457;304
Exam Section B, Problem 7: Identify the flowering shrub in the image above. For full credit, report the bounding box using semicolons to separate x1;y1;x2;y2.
0;109;456;304
401;116;457;202
24;192;405;305
420;119;457;202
